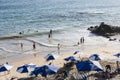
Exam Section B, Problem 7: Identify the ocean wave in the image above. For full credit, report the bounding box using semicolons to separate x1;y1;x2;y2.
25;38;57;47
0;47;19;53
76;11;104;15
0;4;28;10
0;29;63;40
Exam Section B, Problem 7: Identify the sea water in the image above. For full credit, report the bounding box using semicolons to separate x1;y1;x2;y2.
0;0;120;63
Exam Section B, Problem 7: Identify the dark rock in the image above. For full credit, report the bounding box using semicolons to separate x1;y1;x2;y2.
88;22;120;37
109;38;117;41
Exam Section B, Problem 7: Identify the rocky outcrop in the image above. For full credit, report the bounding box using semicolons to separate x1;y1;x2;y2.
88;22;120;37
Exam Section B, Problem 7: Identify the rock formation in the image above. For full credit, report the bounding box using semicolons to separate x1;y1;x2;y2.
88;22;120;37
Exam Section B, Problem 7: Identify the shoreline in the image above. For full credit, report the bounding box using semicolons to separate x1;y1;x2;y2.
0;31;120;80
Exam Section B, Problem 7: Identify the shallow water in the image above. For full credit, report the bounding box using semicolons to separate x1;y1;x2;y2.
0;0;120;63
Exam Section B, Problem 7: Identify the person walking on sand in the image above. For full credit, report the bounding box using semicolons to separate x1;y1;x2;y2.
57;43;60;54
6;62;10;74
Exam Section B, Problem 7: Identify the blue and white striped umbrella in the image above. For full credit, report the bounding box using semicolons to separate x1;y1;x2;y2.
16;63;36;73
30;65;58;77
0;64;13;72
89;54;102;61
76;60;103;71
74;50;80;55
45;53;58;61
114;53;120;58
64;56;79;61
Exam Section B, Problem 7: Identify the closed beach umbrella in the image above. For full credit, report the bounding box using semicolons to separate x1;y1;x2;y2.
114;53;120;58
0;64;13;72
17;66;29;73
45;53;58;61
73;50;83;60
76;60;103;71
89;54;102;61
17;63;36;73
30;65;58;77
64;56;79;61
74;50;80;55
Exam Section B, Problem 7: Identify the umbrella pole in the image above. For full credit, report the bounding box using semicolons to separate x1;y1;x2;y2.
79;55;82;61
52;60;54;65
27;72;29;77
116;61;119;70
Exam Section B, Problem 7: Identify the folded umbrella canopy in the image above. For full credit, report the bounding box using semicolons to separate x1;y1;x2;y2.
30;65;58;77
0;64;13;72
74;50;80;55
16;63;36;73
114;53;120;58
45;53;58;61
64;56;79;61
89;54;102;61
76;60;103;71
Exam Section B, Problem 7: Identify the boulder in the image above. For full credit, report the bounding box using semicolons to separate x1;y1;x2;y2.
88;22;120;37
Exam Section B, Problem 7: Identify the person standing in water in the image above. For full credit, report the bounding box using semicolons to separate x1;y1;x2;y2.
80;38;82;44
48;29;52;38
20;43;23;50
82;37;85;43
33;42;36;50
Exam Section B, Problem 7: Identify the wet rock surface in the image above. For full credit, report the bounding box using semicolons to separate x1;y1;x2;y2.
88;22;120;37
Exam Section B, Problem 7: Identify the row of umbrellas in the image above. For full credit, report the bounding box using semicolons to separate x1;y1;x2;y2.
16;51;120;77
17;63;58;77
45;51;120;61
0;51;119;78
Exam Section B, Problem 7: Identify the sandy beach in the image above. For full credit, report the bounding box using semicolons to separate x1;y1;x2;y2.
0;41;120;80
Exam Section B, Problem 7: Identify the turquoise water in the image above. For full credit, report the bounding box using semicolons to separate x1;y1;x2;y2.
1;0;120;36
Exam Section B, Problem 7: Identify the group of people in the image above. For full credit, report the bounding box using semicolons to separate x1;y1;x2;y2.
77;37;85;45
80;37;85;44
20;29;84;55
48;30;60;54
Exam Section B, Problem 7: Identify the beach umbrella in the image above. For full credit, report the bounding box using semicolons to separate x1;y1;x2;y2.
44;53;58;61
30;65;58;77
76;60;103;71
114;53;120;58
64;56;79;61
16;63;36;73
73;50;83;60
89;54;102;61
0;64;13;72
74;50;80;55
